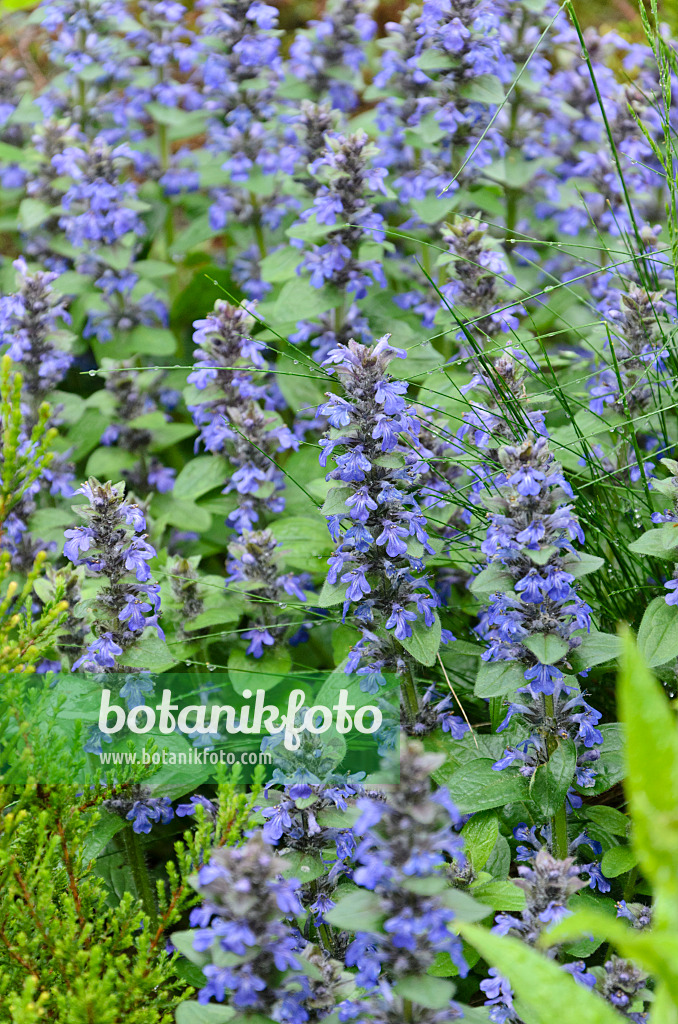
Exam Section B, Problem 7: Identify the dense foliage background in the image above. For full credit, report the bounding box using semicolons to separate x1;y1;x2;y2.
0;0;677;1021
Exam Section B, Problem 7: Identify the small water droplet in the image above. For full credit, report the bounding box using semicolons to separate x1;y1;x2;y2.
88;369;97;377
278;603;287;609
580;50;588;60
293;360;299;365
544;285;555;293
206;662;216;672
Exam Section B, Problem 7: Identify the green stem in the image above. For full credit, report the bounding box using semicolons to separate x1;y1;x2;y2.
122;825;158;930
318;922;334;954
157;122;175;258
401;662;419;728
75;29;87;127
403;999;415;1023
543;694;569;859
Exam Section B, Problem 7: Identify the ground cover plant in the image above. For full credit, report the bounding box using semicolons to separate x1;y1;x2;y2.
0;0;677;1019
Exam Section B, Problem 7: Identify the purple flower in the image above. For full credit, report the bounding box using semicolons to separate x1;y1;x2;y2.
243;628;275;658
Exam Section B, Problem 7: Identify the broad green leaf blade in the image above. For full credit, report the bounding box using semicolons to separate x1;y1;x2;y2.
522;633;569;665
569;631;623;672
547;908;678;993
529;737;576;817
600;845;637;879
393;975;455;1009
458;923;624;1024
436;758;528;812
618;631;678;926
474;660;524;698
628;526;678;557
176;1002;233;1023
462;811;499;871
398;612;441;666
636;596;678;667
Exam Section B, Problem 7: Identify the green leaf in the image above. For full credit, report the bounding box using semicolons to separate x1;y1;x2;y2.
447;640;484;658
525;545;558;566
176;1001;234;1023
459;74;505;104
148;422;196;452
172;214;217;253
156;498;213;534
470;879;525;911
469;563;513;596
582;723;626;796
430;946;483;978
522;634;569;665
475;660;525;698
618;631;678;918
547;906;678;992
81;812;126;862
458;924;624;1024
320;487;352;517
529;738;576;817
628;525;678;557
171;930;210;969
85;447;138;479
462;811;499;871
259;246;302;283
269;515;333;571
561;552;605;578
228;647;292;695
125;325;177;355
398;612;441;666
325;890;385;932
18;198;51;230
272;278;341;323
581;806;629;837
436;758;528;812
173;456;228;500
118;635;180;672
316;578;348;608
569;631;623;672
393;975;455;1010
637;596;678;667
600;845;638;878
438;887;490;922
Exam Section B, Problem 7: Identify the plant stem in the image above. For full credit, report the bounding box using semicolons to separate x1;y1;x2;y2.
122;825;158;930
401;662;419;728
403;999;415;1023
544;694;569;859
156;119;175;260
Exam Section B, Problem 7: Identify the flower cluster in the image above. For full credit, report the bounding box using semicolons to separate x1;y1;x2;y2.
104;782;174;834
318;335;449;700
374;0;507;205
288;0;376;112
63;479;162;670
188;300;297;533
480;849;592;1021
296;131;386;305
338;741;466;1022
589;284;669;419
473;437;604;795
189;833;307;1014
0;258;73;415
53;139;145;252
225;529;311;657
260;782;360;928
95;360;176;495
477;437;591;689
